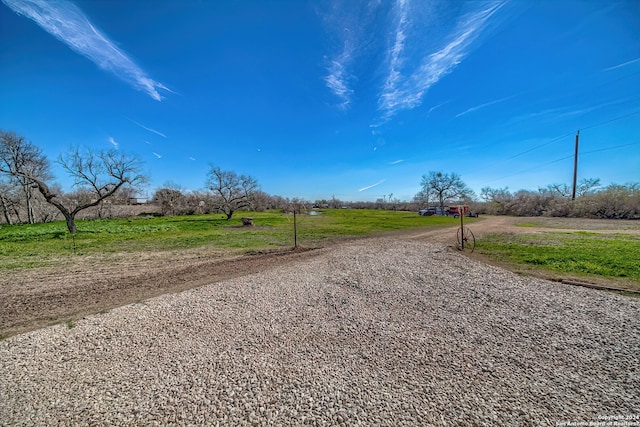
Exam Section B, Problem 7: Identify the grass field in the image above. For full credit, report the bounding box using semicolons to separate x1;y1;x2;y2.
475;230;640;287
4;210;637;288
0;209;462;270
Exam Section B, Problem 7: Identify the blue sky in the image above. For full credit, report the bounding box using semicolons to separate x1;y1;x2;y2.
1;0;639;202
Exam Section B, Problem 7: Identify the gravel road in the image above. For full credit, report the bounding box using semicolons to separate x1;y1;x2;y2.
1;237;639;426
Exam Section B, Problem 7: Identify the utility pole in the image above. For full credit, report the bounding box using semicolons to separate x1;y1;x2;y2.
571;130;580;200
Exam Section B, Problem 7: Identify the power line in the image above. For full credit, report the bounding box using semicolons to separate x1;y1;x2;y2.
507;132;573;160
483;141;639;186
581;141;640;156
581;110;640;131
506;109;640;161
487;110;640;184
483;155;572;185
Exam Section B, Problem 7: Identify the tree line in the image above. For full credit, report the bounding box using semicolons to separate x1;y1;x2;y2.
0;130;267;233
476;181;640;219
2;130;638;233
415;170;639;219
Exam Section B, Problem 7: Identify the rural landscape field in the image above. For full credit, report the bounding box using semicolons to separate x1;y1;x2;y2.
1;210;639;425
3;209;638;338
2;0;640;424
0;209;469;337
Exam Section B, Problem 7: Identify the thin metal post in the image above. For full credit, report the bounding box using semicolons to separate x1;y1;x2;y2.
293;209;297;249
459;206;464;249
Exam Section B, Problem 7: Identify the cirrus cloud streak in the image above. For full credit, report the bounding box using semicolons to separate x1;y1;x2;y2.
358;179;386;192
378;0;506;121
2;0;169;101
322;0;507;122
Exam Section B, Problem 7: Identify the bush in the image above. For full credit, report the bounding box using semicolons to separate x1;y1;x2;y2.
476;183;639;219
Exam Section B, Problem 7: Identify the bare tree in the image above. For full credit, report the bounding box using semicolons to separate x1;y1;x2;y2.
206;165;260;220
0;131;51;224
545;178;600;200
546;183;572;198
479;186;513;215
420;171;474;214
0;131;145;233
0;179;21;224
185;190;216;214
577;178;601;197
413;188;431;208
330;194;342;209
152;184;185;216
250;190;274;212
55;146;146;231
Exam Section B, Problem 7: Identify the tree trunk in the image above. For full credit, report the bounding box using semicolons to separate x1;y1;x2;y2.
64;213;77;234
12;205;22;223
226;210;234;220
23;184;34;224
97;200;104;219
0;195;12;225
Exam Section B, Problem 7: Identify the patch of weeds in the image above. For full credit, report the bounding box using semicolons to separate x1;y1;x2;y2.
551;231;600;237
516;222;537;227
619;291;640;298
66;319;75;329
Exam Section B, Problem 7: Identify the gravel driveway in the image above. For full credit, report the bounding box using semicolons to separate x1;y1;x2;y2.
1;237;639;426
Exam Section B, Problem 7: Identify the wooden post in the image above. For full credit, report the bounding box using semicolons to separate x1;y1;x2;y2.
572;130;580;200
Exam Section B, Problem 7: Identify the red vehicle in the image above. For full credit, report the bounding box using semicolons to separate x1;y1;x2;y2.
447;206;469;216
448;206;479;218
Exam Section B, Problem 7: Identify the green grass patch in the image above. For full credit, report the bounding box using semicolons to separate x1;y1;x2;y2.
476;232;640;283
516;222;537;228
0;209;466;270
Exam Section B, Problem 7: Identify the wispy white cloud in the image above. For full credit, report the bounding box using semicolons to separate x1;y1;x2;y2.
152;152;162;159
378;1;506;121
428;101;450;116
3;0;169;101
325;52;355;110
455;95;513;117
359;179;386;192
378;0;411;118
604;57;640;71
322;1;381;110
388;159;403;165
188;157;196;161
513;97;636;124
108;137;118;149
126;117;167;138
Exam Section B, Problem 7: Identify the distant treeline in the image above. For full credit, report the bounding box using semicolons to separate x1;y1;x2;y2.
2;130;638;226
2;179;639;225
471;181;640;219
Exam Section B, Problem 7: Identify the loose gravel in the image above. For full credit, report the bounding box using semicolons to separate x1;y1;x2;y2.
1;238;639;426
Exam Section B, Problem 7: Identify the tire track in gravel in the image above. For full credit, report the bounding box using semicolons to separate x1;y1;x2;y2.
0;247;325;338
